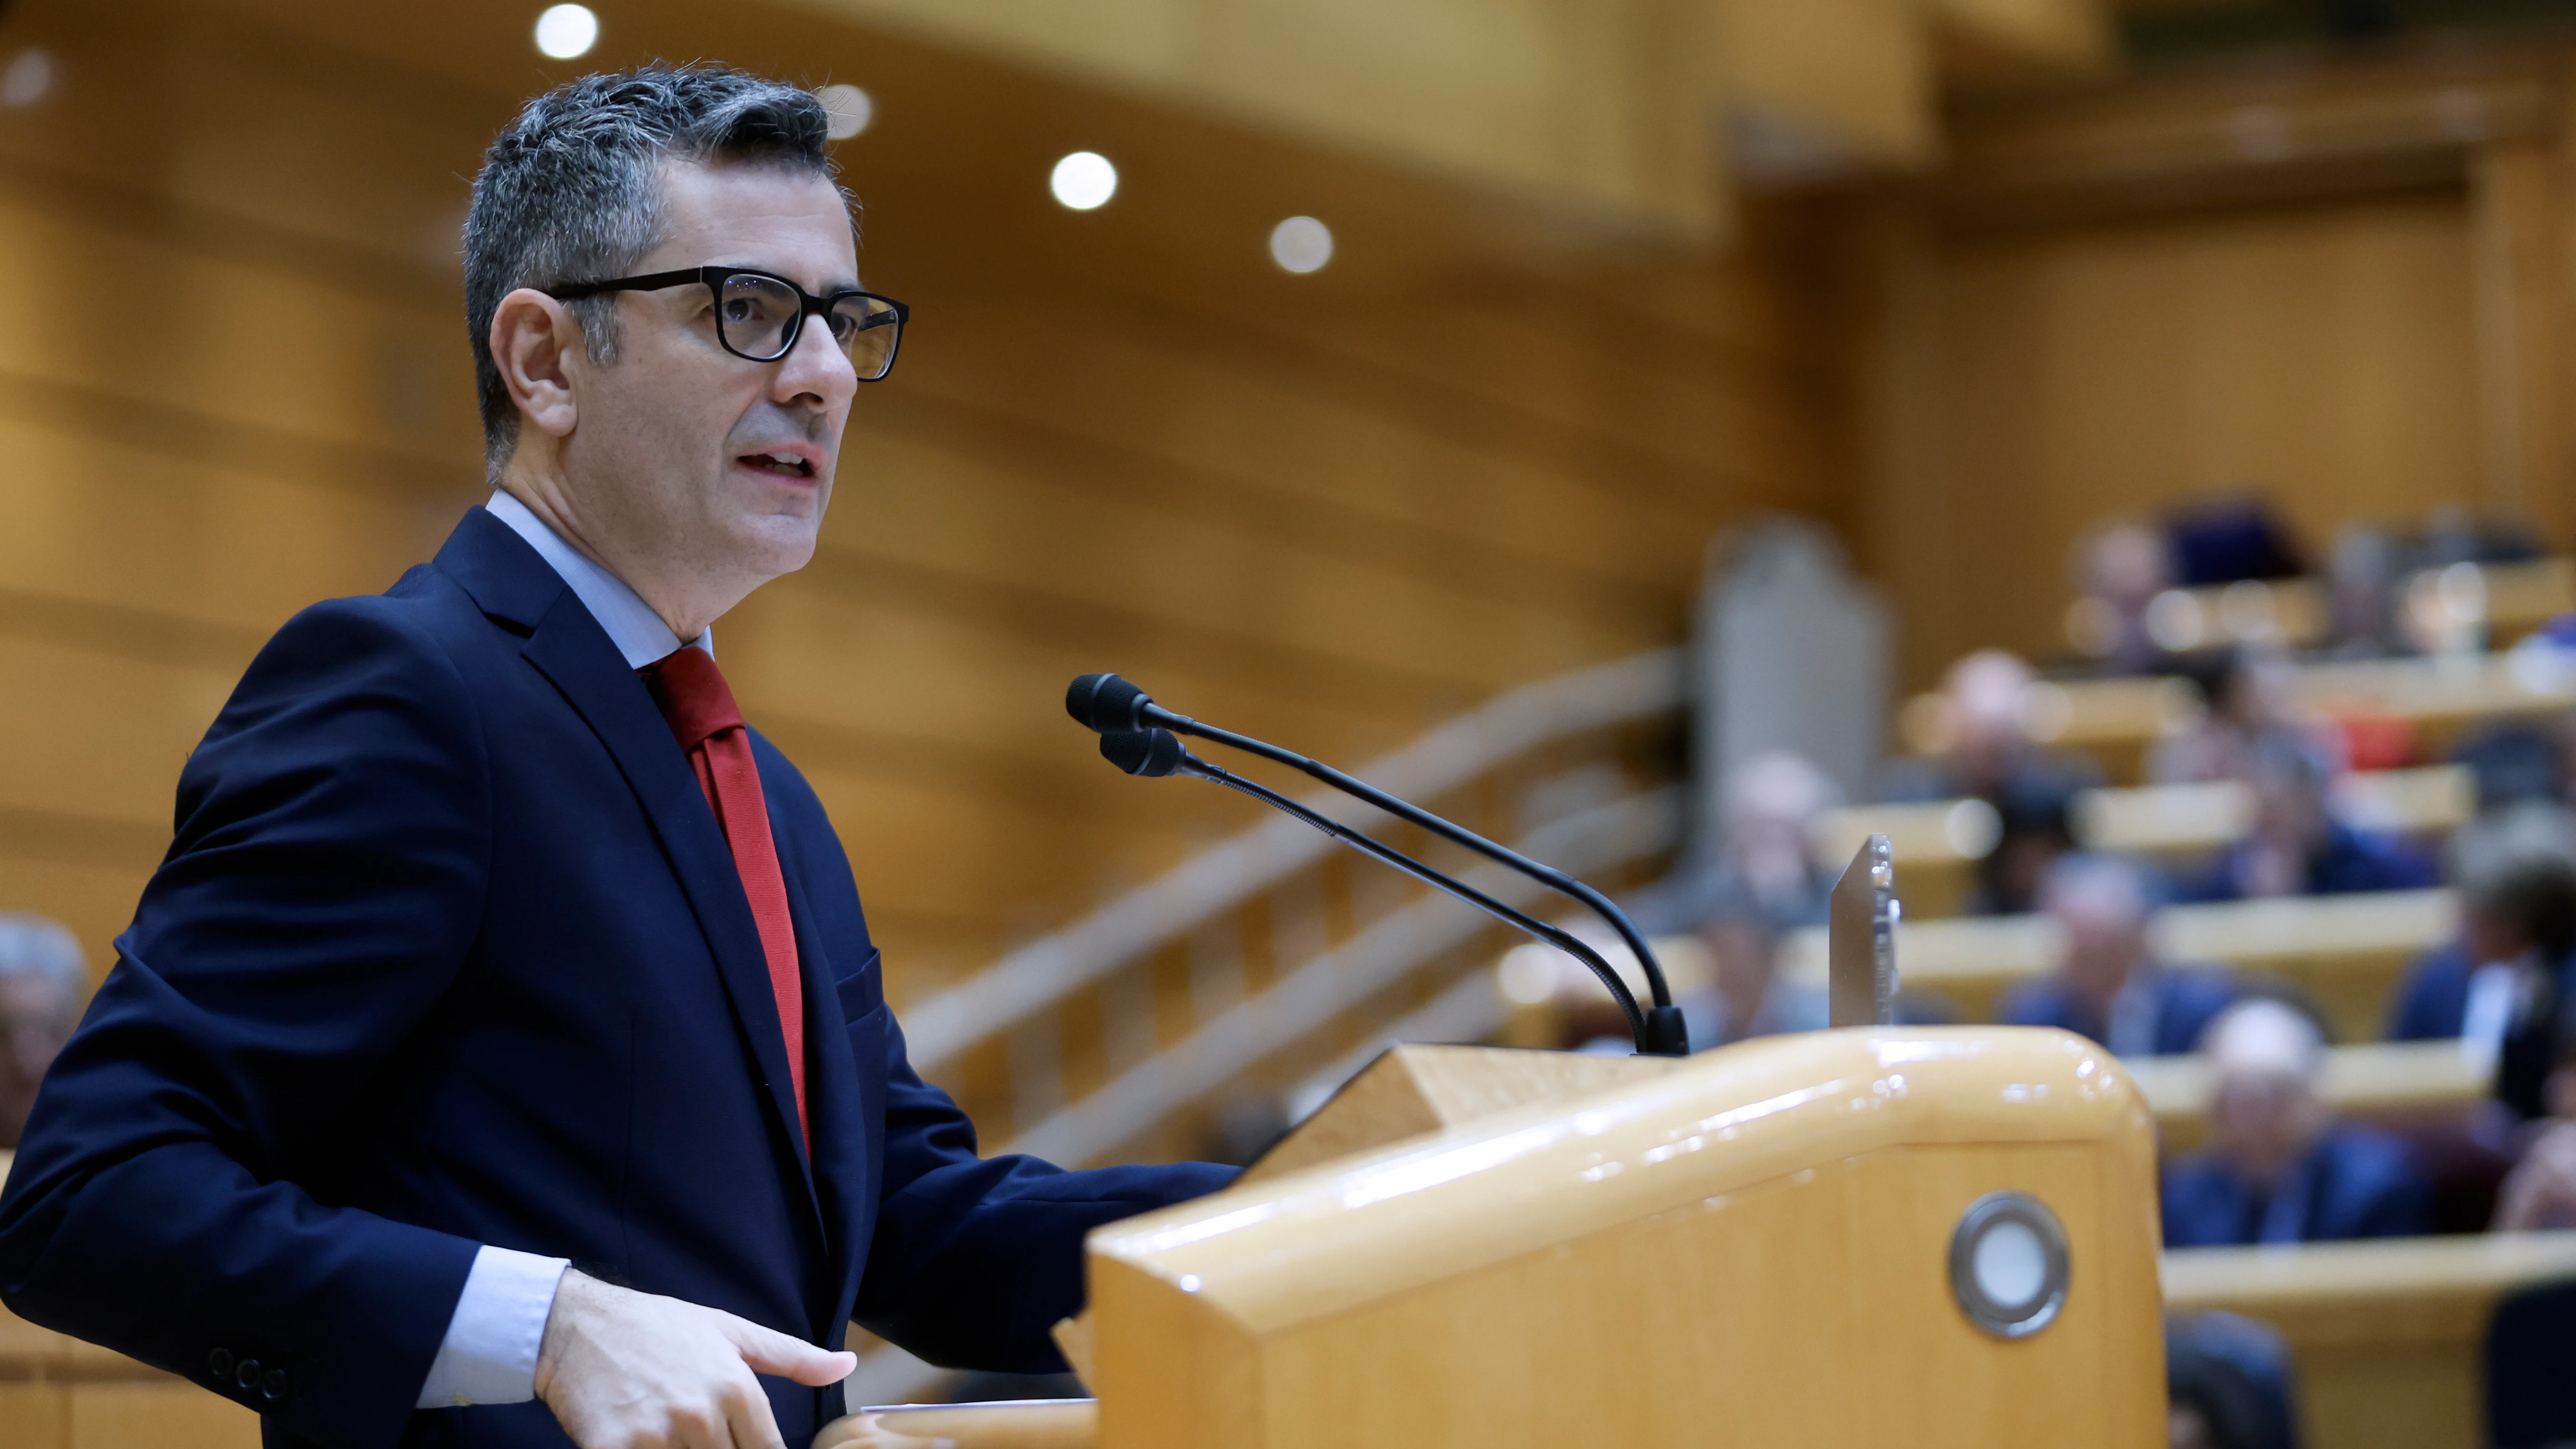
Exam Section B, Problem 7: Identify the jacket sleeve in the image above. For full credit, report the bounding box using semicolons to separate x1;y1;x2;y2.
851;1010;1238;1373
0;596;492;1449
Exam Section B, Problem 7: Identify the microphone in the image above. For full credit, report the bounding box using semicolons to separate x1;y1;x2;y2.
1097;728;1658;1052
1070;672;1686;1055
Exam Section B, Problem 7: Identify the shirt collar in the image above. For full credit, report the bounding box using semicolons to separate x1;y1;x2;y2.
484;490;711;669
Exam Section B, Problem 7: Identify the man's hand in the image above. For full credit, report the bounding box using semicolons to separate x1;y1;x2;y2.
534;1269;858;1449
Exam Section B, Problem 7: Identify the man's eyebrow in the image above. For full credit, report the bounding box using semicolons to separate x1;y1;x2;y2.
704;260;862;294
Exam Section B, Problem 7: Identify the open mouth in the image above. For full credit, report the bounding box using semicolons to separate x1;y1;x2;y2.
739;450;816;481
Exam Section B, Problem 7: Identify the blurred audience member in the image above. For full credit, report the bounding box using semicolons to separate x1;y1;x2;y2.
2183;731;2435;902
2388;803;2576;1119
2150;644;2333;786
1884;649;2102;915
2323;524;2401;661
1687;897;1827;1050
1631;751;1839;938
2166;496;2303;588
2163;999;2430;1246
1711;751;1840;931
1998;854;2235;1057
1971;768;2086;918
2492;1072;2576;1233
2451;724;2567;814
2167;1311;2302;1449
2067;522;2173;676
0;912;84;1150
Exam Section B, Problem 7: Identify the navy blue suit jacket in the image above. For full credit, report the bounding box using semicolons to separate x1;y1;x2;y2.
2160;1123;2429;1247
1995;966;2238;1057
2182;821;2437;903
0;510;1234;1449
2388;940;2573;1119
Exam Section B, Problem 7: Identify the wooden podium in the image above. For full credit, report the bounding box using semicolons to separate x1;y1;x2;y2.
825;1024;2165;1449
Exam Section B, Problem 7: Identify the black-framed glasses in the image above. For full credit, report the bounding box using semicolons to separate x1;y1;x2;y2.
545;265;909;380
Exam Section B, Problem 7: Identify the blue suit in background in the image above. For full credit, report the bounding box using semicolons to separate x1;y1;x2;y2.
2161;1124;2430;1247
0;510;1234;1449
1996;966;2238;1058
2181;821;2438;903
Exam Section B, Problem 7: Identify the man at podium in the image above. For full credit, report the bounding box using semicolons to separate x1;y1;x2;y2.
0;66;1230;1449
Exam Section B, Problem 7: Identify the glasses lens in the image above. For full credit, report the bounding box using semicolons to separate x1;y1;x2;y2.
714;274;800;360
829;295;903;379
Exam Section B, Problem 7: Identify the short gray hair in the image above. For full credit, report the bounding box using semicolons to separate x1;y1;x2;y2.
464;65;844;475
0;912;84;1027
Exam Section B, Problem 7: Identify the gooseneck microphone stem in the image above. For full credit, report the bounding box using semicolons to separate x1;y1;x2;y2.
1176;752;1651;1047
1152;712;1677;1012
1067;672;1687;1056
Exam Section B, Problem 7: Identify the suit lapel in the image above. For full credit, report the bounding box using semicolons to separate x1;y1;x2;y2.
446;511;825;1228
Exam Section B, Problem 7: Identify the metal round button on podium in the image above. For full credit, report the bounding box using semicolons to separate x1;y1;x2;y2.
1947;1191;2070;1338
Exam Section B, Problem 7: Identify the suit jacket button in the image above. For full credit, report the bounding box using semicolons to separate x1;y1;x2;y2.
235;1358;261;1392
260;1369;289;1402
207;1348;233;1381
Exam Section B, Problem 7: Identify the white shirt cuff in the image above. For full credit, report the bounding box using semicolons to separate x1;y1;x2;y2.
415;1245;570;1409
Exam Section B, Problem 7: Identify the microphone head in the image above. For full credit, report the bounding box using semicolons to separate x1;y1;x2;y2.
1066;672;1154;733
1099;728;1188;778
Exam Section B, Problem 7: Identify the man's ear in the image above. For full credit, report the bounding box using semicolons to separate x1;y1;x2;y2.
490;288;585;441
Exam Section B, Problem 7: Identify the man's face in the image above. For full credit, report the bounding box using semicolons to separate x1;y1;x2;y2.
2051;891;2146;1005
558;161;861;600
2210;1067;2328;1185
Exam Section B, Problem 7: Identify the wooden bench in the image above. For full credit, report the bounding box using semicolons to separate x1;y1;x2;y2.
1908;623;2576;784
2165;1231;2576;1449
2131;1039;2492;1154
0;1313;256;1448
1780;888;2456;1041
1815;767;2471;920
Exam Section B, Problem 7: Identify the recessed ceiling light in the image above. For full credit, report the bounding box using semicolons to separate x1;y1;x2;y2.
1050;152;1117;211
1269;216;1333;274
817;84;873;140
534;4;599;60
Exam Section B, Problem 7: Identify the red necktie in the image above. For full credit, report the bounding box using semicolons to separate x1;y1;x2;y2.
641;646;807;1148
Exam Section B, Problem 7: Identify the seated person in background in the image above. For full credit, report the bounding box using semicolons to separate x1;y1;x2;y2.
0;913;82;1151
2163;998;2431;1245
2149;642;2337;787
1685;893;1828;1051
2388;802;2576;1119
1998;853;2235;1058
1633;751;1840;937
2184;729;2436;902
2492;1017;2576;1232
1970;767;2085;918
1881;649;2101;914
2067;521;2173;678
2166;1311;2302;1449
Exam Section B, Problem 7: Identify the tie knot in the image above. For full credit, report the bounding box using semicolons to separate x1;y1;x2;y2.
642;645;744;750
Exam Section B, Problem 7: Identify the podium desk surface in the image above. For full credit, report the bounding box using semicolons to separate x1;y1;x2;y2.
2165;1233;2576;1449
818;1401;1095;1449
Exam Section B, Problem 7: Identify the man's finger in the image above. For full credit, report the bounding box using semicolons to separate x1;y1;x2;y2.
722;1314;860;1387
721;1372;793;1449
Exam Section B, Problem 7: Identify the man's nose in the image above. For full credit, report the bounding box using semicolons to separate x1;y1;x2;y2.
773;313;858;409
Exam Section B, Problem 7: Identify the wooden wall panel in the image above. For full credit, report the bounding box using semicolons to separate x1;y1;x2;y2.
0;0;1825;996
1847;46;2576;687
1933;189;2482;665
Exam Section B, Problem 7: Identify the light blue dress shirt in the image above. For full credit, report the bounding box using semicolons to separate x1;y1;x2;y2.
411;492;714;1410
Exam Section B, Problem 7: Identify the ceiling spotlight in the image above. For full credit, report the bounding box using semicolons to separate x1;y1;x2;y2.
1050;152;1117;211
534;4;599;60
817;83;873;140
1269;216;1333;274
0;49;54;109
